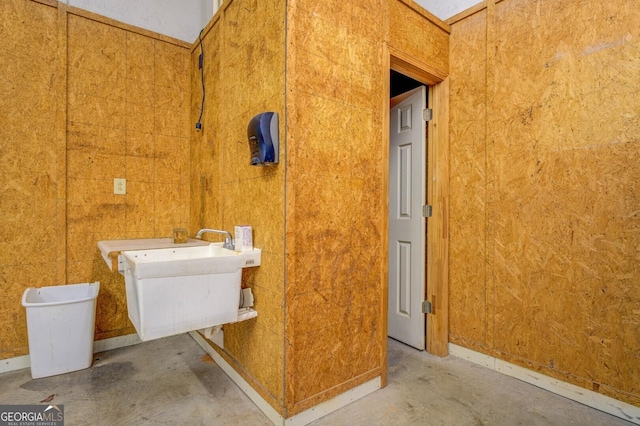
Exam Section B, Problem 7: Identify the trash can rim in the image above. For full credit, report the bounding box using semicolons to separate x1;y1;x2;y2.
21;282;100;308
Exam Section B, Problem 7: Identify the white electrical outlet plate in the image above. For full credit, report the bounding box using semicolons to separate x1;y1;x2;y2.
114;178;126;195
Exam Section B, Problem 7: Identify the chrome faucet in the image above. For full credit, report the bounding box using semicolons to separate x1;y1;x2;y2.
196;228;235;250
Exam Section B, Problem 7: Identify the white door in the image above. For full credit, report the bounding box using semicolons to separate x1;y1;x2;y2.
388;86;427;350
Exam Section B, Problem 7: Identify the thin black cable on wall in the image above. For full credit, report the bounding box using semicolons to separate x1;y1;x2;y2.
195;29;205;131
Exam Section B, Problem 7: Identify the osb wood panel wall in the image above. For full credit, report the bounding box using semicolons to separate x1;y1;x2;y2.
284;0;386;414
66;8;190;341
388;0;449;77
189;0;287;413
449;0;640;406
0;0;63;360
284;0;448;416
0;0;191;360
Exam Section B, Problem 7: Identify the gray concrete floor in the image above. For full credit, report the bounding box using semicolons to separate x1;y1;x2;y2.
0;334;633;425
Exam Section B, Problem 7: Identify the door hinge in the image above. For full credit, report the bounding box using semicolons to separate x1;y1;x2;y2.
423;108;433;122
422;300;432;314
422;205;432;218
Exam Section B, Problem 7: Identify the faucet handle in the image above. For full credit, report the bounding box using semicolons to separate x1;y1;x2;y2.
224;238;235;251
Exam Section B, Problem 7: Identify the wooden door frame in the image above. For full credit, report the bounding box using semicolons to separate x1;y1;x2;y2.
382;45;449;360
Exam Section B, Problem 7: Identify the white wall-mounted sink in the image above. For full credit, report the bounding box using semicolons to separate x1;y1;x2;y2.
123;243;261;279
120;243;261;341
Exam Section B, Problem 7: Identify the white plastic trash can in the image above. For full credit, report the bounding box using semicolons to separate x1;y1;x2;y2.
22;282;100;379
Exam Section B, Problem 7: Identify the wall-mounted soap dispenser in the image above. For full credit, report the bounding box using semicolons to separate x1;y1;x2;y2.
247;112;278;166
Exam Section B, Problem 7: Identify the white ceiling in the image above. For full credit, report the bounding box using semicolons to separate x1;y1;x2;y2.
414;0;481;20
59;0;212;42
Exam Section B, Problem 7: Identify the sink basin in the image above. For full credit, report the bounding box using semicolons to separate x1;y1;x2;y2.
121;243;261;341
124;244;242;279
97;238;211;273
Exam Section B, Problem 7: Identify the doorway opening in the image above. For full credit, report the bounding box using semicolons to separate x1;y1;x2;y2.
388;70;429;351
384;57;449;358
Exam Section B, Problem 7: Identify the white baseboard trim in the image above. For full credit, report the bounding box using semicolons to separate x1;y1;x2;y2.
188;331;381;426
0;333;142;375
284;377;381;426
0;355;30;375
93;333;142;353
449;343;640;425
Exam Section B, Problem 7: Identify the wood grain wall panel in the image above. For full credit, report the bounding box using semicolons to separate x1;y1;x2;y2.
0;0;60;359
450;0;640;406
66;12;190;340
492;0;640;402
67;16;126;74
1;0;57;56
352;0;386;42
189;0;287;411
190;21;221;234
448;10;488;346
388;0;449;77
0;118;59;177
284;0;448;416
